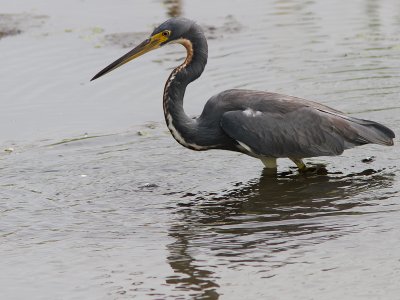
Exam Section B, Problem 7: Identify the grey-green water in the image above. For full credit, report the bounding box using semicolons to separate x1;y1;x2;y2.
1;0;399;299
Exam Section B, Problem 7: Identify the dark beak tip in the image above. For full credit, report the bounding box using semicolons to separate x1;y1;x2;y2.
90;73;102;82
90;36;154;83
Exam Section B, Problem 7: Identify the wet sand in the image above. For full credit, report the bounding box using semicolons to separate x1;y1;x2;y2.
1;0;399;299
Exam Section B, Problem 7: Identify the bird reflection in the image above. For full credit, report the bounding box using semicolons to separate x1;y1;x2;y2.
165;168;394;297
164;0;182;17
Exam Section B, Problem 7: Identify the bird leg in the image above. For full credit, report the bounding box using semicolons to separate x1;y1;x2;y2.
260;157;277;169
290;158;307;172
290;158;328;175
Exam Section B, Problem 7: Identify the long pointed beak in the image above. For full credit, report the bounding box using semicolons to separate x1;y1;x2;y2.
91;32;168;81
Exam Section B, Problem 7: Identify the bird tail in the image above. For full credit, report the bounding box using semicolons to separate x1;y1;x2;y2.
348;117;395;146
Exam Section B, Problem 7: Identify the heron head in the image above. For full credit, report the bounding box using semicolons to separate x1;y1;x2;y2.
91;18;196;81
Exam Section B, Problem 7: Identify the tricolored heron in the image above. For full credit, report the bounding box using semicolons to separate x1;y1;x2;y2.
92;18;395;172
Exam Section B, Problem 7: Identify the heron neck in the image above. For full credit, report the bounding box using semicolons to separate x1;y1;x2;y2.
163;32;208;150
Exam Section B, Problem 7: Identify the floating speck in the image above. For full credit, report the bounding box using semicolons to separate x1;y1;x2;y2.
91;27;104;34
362;156;376;163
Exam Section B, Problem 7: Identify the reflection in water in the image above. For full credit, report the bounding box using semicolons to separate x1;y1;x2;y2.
166;169;394;298
365;0;380;30
166;231;220;298
164;0;183;17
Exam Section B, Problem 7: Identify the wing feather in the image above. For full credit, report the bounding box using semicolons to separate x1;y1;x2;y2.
221;107;361;158
201;89;394;157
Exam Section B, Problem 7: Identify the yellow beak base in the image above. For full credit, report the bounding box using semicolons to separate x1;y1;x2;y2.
91;32;169;81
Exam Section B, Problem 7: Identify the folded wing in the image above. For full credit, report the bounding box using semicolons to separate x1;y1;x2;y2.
220;107;394;158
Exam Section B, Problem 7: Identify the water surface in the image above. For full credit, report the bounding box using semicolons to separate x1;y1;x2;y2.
1;0;399;299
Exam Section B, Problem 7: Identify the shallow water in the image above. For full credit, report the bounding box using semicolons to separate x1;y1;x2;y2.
1;0;400;299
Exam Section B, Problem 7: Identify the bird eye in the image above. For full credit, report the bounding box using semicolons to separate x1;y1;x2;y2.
162;31;170;37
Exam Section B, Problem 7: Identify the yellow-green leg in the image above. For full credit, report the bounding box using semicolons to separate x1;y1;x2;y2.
260;157;277;169
260;157;277;175
290;158;307;172
290;158;328;174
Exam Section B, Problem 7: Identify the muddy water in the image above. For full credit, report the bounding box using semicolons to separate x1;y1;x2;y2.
1;0;399;299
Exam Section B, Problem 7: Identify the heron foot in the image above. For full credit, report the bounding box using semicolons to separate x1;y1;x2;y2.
290;158;306;170
298;165;328;175
290;158;328;175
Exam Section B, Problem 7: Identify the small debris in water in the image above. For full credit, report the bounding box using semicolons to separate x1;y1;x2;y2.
4;147;14;153
361;156;376;163
145;123;157;129
203;15;243;40
80;174;87;178
0;28;21;39
0;13;48;39
164;0;182;18
138;183;159;190
181;192;197;197
103;31;149;49
91;27;104;34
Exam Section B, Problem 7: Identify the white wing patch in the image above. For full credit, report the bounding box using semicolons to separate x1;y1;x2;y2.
236;140;254;154
236;139;277;168
243;108;262;117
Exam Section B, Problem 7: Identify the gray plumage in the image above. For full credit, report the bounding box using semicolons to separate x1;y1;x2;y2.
211;89;394;158
92;18;395;171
